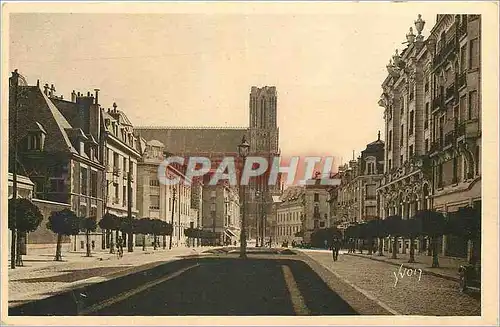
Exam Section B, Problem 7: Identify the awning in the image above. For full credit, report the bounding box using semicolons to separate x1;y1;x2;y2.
224;229;236;237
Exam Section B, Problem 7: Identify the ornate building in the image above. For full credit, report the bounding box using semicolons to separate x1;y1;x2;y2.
377;14;481;257
135;86;281;241
335;133;385;225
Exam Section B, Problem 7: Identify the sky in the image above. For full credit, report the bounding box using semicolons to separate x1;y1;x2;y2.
9;6;440;170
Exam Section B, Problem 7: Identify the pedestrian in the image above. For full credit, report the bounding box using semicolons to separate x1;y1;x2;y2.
331;238;340;261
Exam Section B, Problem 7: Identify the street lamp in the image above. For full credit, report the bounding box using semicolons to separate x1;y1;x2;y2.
238;135;250;259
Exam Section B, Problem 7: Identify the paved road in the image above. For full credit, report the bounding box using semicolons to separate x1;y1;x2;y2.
301;250;481;316
9;253;362;316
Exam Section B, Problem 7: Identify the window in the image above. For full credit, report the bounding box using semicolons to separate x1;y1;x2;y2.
388;159;392;171
150;179;160;187
113;152;119;169
425;103;429;129
27;134;42;150
469;38;479;69
460;44;467;72
320;221;326;228
409;145;414;158
425;80;429;93
210;190;216;198
400;155;404;166
475;145;480;175
365;184;376;199
90;170;97;197
49;179;64;193
123;186;127;206
123;158;127;173
460;95;469;120
210;203;216;211
425;139;429;153
400;125;404;146
114;185;119;202
400;99;404;116
81;168;88;195
314;193;319;202
409;111;414;135
468;90;478;120
388;130;392;151
149;195;160;210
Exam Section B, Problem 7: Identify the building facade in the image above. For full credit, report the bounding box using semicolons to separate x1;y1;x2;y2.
9;79;106;251
137;139;198;247
303;178;331;243
201;180;240;245
335;134;385;225
134;86;281;242
377;14;481;257
276;186;304;245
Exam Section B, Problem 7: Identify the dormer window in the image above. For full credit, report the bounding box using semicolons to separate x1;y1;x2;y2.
27;122;47;151
27;133;43;150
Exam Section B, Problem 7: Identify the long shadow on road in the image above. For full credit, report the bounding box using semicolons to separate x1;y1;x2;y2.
10;256;358;316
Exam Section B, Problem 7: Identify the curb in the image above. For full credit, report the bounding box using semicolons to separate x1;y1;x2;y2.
346;253;460;282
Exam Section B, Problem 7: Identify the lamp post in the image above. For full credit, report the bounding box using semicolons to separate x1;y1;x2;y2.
238;136;250;259
169;186;176;250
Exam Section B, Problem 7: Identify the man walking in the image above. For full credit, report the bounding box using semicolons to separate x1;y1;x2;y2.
331;237;340;261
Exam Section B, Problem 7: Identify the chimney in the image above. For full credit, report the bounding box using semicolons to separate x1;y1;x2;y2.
113;102;117;112
378;130;381;140
43;83;49;95
87;91;90;97
71;90;77;102
77;92;81;97
94;88;100;105
36;79;40;87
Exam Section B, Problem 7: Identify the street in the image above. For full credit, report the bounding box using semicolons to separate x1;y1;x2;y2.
8;248;481;316
9;249;366;316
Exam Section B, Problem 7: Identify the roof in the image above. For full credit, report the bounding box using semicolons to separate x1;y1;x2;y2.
134;127;247;155
11;86;77;154
280;186;304;202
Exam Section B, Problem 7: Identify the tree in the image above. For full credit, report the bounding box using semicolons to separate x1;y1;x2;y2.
447;206;481;265
150;219;164;250
80;216;97;257
401;218;421;263
46;209;80;261
413;210;446;267
159;221;173;249
366;219;386;256
98;213;119;254
383;215;403;259
133;218;149;251
8;198;44;266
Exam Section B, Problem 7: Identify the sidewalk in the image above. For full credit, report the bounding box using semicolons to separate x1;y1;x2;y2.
346;251;466;281
8;246;215;307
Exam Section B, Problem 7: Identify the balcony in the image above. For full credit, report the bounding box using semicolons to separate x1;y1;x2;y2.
444;131;456;148
432;95;444;111
433;38;457;68
458;72;467;89
445;83;457;102
429;140;442;155
113;166;121;176
457;119;480;139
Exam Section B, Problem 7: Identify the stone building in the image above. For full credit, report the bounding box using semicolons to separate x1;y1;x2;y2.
377;14;481;257
276;186;304;245
303;177;331;243
134;86;281;241
136;139;198;247
335;133;385;225
9;76;106;251
201;178;240;246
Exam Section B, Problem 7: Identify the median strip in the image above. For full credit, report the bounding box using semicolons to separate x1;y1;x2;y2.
79;263;200;315
281;265;310;315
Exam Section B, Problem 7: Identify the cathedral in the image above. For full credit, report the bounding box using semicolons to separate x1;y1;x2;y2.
134;86;281;240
